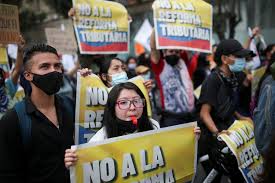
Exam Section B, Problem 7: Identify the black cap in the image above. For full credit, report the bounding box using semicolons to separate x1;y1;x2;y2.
249;51;257;58
215;39;252;58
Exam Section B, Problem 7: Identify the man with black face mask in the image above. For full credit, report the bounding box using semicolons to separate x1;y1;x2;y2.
150;29;195;127
0;44;74;183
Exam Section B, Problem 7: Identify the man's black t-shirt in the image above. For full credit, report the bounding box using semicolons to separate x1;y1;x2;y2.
0;95;74;183
199;69;240;131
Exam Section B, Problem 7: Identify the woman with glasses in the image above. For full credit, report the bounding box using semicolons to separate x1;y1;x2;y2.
64;82;200;168
89;82;159;141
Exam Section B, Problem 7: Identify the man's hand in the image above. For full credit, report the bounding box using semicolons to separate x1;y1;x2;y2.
17;34;25;52
68;7;76;17
79;68;92;77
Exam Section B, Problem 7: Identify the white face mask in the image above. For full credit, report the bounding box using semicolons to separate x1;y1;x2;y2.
110;72;128;86
141;72;150;81
128;63;137;70
228;58;246;72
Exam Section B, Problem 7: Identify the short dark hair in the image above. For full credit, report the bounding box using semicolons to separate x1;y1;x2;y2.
103;82;153;138
264;44;275;56
126;56;137;65
214;51;223;66
23;44;59;70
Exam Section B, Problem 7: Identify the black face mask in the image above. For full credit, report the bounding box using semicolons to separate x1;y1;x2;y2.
165;55;180;66
116;118;138;135
31;71;63;95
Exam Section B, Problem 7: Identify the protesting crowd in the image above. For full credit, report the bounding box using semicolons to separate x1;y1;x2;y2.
0;0;274;183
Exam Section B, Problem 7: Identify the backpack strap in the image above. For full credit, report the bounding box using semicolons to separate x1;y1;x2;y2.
14;100;32;149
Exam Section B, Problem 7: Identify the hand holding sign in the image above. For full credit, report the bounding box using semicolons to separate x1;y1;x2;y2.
70;123;198;183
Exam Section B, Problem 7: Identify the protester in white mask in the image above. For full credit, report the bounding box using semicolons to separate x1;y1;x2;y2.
80;58;153;91
98;58;128;87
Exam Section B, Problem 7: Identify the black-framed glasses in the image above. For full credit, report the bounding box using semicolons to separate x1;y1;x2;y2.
116;98;145;110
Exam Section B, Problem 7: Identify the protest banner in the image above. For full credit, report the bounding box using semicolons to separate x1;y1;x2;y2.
75;73;108;144
0;4;20;44
219;120;263;183
0;47;8;65
152;0;212;53
251;66;266;98
70;122;198;183
45;27;78;54
75;73;152;144
72;0;129;54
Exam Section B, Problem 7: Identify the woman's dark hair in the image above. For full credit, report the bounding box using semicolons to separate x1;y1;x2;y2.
126;56;137;65
254;52;275;107
103;82;153;138
264;44;275;56
137;53;151;67
99;57;124;86
214;50;223;67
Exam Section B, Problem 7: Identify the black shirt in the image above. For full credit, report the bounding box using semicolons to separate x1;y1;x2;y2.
0;95;74;183
199;69;241;131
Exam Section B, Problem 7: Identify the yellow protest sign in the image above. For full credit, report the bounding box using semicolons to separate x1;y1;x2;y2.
70;122;198;183
75;73;153;144
129;76;152;117
72;0;129;54
152;0;213;53
14;86;25;102
251;66;266;97
219;120;263;182
75;73;108;144
0;47;8;64
194;85;201;99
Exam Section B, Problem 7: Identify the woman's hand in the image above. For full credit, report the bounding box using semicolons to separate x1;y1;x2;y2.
79;68;92;77
68;7;76;17
143;79;153;93
193;127;201;139
64;149;78;169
